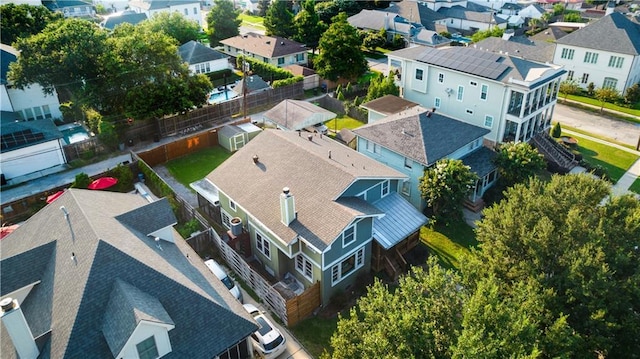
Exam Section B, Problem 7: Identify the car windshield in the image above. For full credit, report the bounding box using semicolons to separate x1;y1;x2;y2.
264;334;284;351
221;276;234;290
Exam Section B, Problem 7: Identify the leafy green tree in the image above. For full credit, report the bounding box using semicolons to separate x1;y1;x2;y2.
364;73;399;102
257;0;270;16
493;141;545;187
109;164;134;192
0;3;63;45
71;173;91;188
470;26;503;43
138;11;201;45
564;11;582;22
541;11;553;25
293;0;327;52
206;0;241;46
594;86;620;112
553;3;565;15
624;83;640;105
419;158;477;219
315;13;368;82
98;24;212;121
528;18;540;33
8;18;109;100
264;0;295;37
322;257;465;359
551;122;562;138
362;31;385;50
559;79;580;102
469;175;640;357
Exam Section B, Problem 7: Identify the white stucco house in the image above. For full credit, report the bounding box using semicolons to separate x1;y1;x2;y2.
128;0;203;27
179;41;230;75
553;12;640;93
386;45;565;146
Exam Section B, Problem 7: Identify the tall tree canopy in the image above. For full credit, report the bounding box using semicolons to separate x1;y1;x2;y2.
263;0;295;38
137;11;201;45
326;175;640;358
315;13;368;82
364;72;399;102
418;158;477;219
206;0;241;46
8;18;108;100
493;141;545;187
0;3;63;45
293;0;326;52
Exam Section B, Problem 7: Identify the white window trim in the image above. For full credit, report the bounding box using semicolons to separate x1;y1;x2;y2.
415;68;424;80
457;85;464;101
404;157;412;169
331;247;365;286
381;180;389;197
255;230;271;259
438;73;444;83
484;115;493;128
434;97;441;108
480;84;488;101
295;254;313;281
401;180;411;196
229;200;236;211
342;225;356;247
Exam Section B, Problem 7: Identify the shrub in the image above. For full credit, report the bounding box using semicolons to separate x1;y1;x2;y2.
177;218;202;238
587;82;595;96
551;122;562;138
72;172;91;188
108;164;134;192
236;55;292;81
272;75;303;88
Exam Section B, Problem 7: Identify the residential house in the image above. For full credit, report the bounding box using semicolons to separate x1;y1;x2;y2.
518;4;547;19
42;0;95;18
0;119;67;185
500;2;523;16
0;190;257;359
348;10;422;41
1;44;67;185
413;29;453;47
179;40;230;75
128;0;203;27
263;99;336;132
354;104;496;210
193;130;427;305
553;12;640;93
219;33;308;68
435;5;508;31
386;0;448;32
1;44;63;122
386;45;565;146
100;10;148;30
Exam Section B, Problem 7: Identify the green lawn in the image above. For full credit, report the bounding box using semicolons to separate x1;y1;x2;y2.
165;146;231;187
239;13;265;30
562;131;639;183
630;178;640;194
559;93;640;118
290;316;339;358
420;220;477;270
325;115;365;132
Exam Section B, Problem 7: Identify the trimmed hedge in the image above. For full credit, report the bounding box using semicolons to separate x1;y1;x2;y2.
236;55;293;81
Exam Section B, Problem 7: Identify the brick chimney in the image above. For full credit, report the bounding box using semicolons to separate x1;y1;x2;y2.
0;297;39;359
280;187;296;226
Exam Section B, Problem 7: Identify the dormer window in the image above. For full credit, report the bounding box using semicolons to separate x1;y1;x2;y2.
137;336;159;359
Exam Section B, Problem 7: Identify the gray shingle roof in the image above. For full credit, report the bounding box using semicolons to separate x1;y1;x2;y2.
473;36;556;64
101;11;148;30
263;99;336;131
0;189;257;359
220;32;307;59
460;146;497;178
529;27;569;42
556;12;640;55
115;197;177;237
387;0;446;30
102;279;175;357
179;41;228;65
361;95;419;116
353;106;490;166
205;130;407;250
233;75;270;93
438;6;506;25
348;9;418;36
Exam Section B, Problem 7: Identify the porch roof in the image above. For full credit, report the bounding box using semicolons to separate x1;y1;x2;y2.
461;146;497;178
372;192;428;250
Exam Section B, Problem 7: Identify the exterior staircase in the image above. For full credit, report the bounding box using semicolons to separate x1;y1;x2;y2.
531;132;579;173
383;248;408;281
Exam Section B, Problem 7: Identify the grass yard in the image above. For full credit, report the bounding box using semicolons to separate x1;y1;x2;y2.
290;316;339;358
630;178;640;194
420;219;477;270
325;115;366;132
239;13;265;31
560;93;640;118
562;131;639;183
165;146;232;187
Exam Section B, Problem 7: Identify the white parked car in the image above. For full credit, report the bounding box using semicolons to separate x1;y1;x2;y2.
243;304;287;359
305;122;328;135
204;259;243;303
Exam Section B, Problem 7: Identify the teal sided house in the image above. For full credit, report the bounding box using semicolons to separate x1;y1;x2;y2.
194;130;427;306
354;102;498;211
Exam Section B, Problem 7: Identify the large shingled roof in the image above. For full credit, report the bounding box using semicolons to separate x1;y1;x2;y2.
556;12;640;55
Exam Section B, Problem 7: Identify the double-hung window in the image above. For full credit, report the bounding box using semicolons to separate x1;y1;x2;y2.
137;336;159;359
415;68;423;80
342;225;355;247
256;231;270;258
381;180;389;197
480;84;488;100
457;85;464;101
296;254;313;281
438;73;444;83
331;247;365;286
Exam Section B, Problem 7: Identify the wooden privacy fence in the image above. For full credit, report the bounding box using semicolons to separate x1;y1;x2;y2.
136;154;320;326
137;130;220;167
